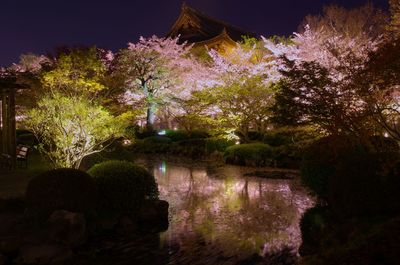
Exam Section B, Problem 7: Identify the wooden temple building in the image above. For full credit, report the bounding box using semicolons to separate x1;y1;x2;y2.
0;75;27;170
167;2;256;53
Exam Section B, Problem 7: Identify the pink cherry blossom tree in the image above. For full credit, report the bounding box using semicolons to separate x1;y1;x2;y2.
263;4;387;135
116;36;209;129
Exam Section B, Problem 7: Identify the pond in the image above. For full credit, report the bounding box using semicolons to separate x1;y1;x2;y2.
73;158;313;265
135;158;314;264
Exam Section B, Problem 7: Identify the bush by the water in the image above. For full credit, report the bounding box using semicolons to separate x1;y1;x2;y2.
131;136;172;154
300;135;367;199
26;168;97;215
329;151;400;217
299;206;332;256
263;126;318;147
164;129;209;142
300;209;400;264
132;133;235;158
87;160;158;213
301;135;400;216
224;143;273;167
205;137;235;154
170;138;207;158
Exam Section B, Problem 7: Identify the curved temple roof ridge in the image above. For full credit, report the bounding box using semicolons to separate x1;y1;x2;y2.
167;2;257;45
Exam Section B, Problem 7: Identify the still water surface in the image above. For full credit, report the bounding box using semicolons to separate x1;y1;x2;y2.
75;159;313;265
138;159;314;264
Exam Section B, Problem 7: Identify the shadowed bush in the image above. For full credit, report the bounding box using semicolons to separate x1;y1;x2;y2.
299;206;332;256
205;138;235;154
300;135;366;199
131;136;172;154
329;151;400;217
170;139;206;158
87;160;158;213
263;126;318;147
26;168;98;216
224;143;273;167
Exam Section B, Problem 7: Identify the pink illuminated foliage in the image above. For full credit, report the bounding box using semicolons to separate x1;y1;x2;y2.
264;4;390;136
116;36;210;129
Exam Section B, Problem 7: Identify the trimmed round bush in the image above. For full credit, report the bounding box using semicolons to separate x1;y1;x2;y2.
132;136;172;154
329;151;400;217
26;168;97;215
205;138;235;154
224;143;273;167
272;142;306;169
87;161;158;213
170;138;206;158
300;135;366;198
299;206;331;256
263;126;318;147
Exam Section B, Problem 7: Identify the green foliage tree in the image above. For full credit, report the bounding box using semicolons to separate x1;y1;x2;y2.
201;75;275;142
25;47;130;169
27;93;126;168
41;47;107;98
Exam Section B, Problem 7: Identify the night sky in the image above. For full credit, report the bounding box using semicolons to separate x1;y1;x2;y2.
0;0;389;67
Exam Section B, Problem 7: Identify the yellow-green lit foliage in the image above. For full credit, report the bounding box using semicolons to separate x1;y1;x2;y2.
27;93;127;169
41;47;107;97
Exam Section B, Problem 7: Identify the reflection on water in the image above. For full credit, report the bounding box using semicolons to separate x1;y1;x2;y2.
140;159;314;262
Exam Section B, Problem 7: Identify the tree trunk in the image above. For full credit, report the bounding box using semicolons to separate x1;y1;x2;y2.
146;101;156;131
142;82;157;131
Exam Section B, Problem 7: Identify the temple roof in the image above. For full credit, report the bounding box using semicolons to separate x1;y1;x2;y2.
167;2;256;44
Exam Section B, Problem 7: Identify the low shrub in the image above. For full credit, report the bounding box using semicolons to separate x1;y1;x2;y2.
329;151;400;217
224;143;273;167
272;142;308;169
170;138;206;158
299;206;332;256
163;129;209;142
131;126;157;139
164;130;188;142
263;126;319;147
26;168;97;216
132;136;172;154
17;133;37;146
300;135;366;199
87;160;158;213
205;138;235;154
301;135;400;217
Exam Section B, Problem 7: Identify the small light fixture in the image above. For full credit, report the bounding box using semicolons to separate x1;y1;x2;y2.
158;130;166;136
123;139;132;146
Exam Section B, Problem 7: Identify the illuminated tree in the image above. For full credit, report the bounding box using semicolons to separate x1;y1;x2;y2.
25;47;129;168
265;4;386;135
116;36;205;129
203;75;276;142
27;93;126;168
272;58;372;135
41;47;108;98
356;39;400;141
200;38;278;141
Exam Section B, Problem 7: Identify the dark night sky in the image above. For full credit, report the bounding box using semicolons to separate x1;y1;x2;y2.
0;0;389;67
